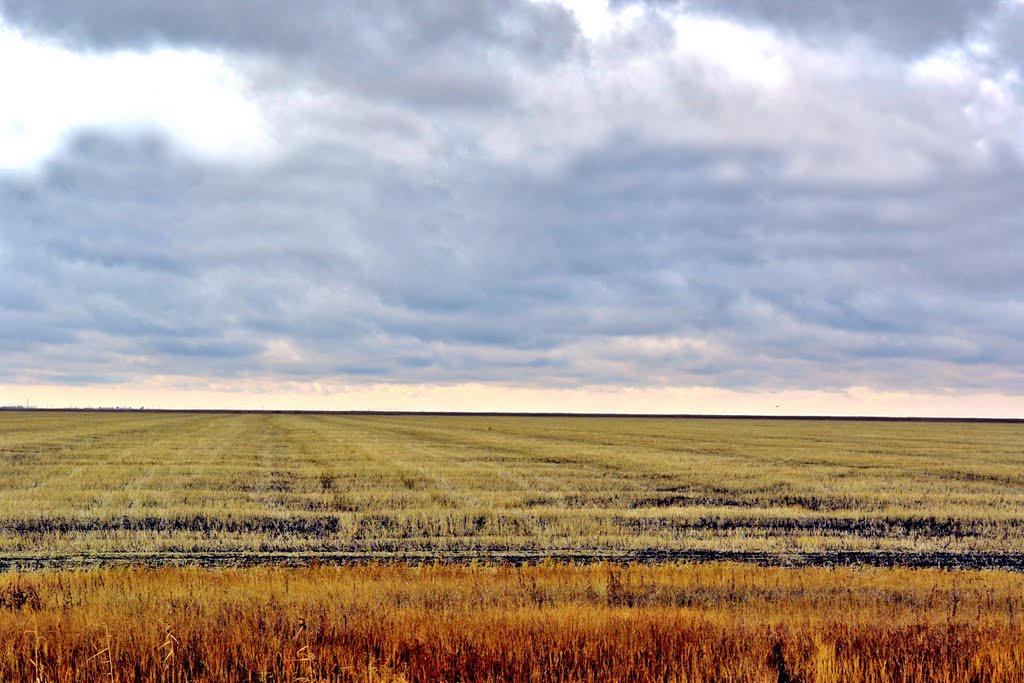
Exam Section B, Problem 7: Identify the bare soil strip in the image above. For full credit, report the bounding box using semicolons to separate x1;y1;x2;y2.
1;549;1022;571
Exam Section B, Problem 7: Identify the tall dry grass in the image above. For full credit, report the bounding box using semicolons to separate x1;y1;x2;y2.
0;562;1021;682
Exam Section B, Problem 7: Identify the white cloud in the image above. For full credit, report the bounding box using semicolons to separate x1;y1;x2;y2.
0;19;273;172
668;12;792;90
263;339;304;364
909;42;1024;159
486;2;956;182
553;0;640;41
911;47;975;86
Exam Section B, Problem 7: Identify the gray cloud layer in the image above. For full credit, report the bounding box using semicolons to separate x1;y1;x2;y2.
659;0;1000;55
2;0;1023;395
0;0;580;109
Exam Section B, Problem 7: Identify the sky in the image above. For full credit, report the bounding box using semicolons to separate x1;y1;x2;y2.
1;0;1023;416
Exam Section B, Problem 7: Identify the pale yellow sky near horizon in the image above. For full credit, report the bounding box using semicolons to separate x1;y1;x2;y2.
3;381;1023;418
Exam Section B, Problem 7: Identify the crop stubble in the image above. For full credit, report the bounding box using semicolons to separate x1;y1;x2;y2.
0;411;1022;566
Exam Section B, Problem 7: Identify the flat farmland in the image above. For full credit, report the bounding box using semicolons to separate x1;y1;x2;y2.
2;411;1024;682
0;411;1022;567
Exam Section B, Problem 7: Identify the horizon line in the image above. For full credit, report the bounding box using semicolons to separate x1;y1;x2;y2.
1;406;1021;423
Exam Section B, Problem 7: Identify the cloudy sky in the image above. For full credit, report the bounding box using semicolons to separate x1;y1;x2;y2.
1;1;1023;416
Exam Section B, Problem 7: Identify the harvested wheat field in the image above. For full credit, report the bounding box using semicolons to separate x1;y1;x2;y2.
1;411;1023;681
0;411;1022;566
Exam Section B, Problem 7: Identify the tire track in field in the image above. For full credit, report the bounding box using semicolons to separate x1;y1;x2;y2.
0;549;1021;572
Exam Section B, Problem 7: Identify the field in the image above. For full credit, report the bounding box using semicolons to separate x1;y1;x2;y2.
2;562;1023;682
0;411;1022;566
1;410;1023;682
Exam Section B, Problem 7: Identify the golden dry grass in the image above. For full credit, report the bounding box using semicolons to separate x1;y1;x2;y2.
0;411;1022;562
0;562;1022;682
